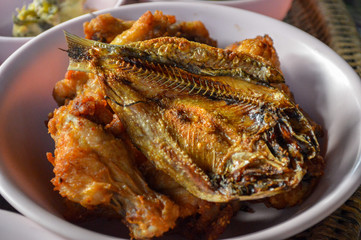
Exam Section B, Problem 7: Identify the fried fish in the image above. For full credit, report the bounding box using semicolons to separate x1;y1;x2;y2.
62;32;323;203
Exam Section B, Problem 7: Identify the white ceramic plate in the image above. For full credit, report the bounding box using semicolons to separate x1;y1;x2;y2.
0;2;361;240
0;210;65;240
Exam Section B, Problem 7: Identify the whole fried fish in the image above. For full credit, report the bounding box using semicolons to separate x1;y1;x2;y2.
64;32;322;202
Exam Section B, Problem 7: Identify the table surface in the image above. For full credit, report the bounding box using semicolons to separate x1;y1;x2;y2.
344;0;361;35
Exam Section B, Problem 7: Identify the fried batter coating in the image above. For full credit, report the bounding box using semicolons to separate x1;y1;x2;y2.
226;35;281;72
52;71;89;106
48;74;180;238
84;13;134;43
110;11;217;46
84;11;217;46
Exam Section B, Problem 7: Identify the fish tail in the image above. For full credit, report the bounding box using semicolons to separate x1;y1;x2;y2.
64;31;95;73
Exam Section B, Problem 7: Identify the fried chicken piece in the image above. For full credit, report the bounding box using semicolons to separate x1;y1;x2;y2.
83;11;217;46
84;13;134;43
226;35;281;72
52;70;89;106
180;201;241;240
48;73;180;239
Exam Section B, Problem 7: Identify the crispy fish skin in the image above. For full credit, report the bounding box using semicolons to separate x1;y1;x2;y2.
63;32;321;203
65;32;284;84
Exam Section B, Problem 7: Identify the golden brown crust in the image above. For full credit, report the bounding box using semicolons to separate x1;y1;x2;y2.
226;35;282;73
83;11;217;46
48;74;181;238
84;13;134;42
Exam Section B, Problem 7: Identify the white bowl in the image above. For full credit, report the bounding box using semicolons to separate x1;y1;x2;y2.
1;2;361;240
143;0;293;20
0;209;65;240
0;0;121;64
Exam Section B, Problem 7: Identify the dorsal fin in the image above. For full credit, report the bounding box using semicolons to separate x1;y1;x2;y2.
64;32;284;84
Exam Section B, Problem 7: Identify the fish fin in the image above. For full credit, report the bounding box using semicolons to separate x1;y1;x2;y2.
67;59;93;73
64;31;97;73
64;31;95;46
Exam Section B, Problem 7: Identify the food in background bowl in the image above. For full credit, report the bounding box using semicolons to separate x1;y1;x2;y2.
12;0;91;37
46;10;324;239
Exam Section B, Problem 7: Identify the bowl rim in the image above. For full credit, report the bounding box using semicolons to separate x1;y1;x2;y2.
0;2;361;240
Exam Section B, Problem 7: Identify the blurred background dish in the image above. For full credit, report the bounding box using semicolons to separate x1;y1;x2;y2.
0;0;121;64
